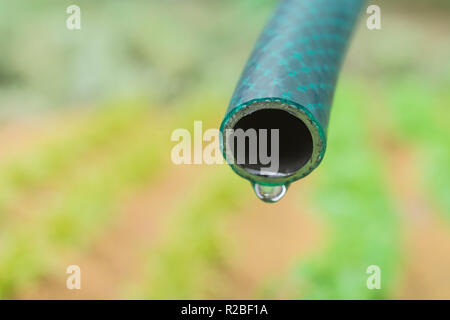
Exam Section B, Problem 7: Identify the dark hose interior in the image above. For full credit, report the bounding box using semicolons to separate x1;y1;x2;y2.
231;109;313;176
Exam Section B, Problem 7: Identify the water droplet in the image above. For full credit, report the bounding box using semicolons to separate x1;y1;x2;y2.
253;183;287;203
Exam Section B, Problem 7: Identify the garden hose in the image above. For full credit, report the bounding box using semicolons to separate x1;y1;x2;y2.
220;0;365;202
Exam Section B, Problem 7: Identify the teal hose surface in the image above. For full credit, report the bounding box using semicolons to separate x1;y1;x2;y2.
220;0;364;188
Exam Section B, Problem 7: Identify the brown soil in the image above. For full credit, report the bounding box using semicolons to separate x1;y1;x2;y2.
367;86;450;300
19;164;205;299
216;180;324;299
0;113;83;161
18;165;324;300
388;148;450;299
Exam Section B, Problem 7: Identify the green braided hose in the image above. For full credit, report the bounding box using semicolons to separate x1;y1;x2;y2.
220;0;365;194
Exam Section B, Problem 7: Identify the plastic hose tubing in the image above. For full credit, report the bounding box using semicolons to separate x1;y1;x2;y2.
221;0;365;187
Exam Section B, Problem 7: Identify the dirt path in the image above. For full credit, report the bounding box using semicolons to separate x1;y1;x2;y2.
19;164;205;299
0;112;83;160
387;147;450;299
19;163;323;300
216;180;324;299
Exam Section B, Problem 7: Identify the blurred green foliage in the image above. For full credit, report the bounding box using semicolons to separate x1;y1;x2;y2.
0;0;275;115
0;103;168;298
289;80;400;299
136;168;248;299
0;0;448;300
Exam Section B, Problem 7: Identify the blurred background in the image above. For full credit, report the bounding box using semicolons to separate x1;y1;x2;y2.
0;0;449;299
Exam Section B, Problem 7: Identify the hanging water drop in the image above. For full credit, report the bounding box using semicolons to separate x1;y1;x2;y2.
253;183;287;203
